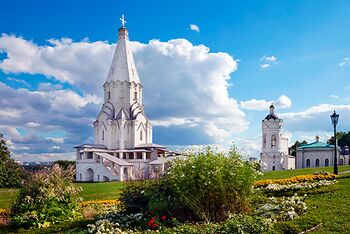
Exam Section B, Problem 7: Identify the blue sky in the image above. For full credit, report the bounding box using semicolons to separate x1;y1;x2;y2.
1;0;350;161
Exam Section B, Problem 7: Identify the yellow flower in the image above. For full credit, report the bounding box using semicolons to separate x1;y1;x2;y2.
0;208;10;215
254;174;337;187
79;199;121;207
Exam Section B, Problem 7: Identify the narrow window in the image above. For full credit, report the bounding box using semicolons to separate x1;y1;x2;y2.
271;135;276;148
325;158;329;166
306;159;311;168
263;134;267;148
134;91;138;100
140;130;143;141
315;159;320;167
102;130;104;141
272;166;275;171
108;91;111;99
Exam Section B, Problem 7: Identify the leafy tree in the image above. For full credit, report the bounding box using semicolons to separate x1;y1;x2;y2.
327;131;350;147
0;133;25;188
289;140;308;156
55;160;75;170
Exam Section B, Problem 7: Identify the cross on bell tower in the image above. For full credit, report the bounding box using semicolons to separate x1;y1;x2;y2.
120;14;126;28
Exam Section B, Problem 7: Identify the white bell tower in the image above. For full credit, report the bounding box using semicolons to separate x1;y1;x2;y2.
260;104;289;171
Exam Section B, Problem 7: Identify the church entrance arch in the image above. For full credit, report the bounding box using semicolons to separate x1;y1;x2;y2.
85;168;94;182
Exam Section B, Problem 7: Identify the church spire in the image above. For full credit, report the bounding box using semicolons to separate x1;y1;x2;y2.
105;15;140;84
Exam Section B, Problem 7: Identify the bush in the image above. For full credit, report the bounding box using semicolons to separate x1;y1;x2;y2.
217;214;270;234
163;146;258;222
120;180;181;216
11;164;82;228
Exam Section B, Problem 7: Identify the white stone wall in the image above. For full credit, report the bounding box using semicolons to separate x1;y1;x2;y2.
296;148;338;168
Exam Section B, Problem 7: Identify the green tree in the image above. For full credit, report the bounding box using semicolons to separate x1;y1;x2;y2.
327;131;350;147
289;140;308;156
0;133;25;188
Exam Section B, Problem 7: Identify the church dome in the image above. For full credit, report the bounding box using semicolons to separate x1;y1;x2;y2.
265;113;279;120
264;103;278;120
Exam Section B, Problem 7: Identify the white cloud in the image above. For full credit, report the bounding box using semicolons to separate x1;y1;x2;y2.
0;108;22;119
52;145;61;150
189;24;200;32
12;152;75;162
240;95;292;110
24;122;40;128
0;34;249;157
153;118;197;127
260;63;270;68
279;104;350;133
260;55;278;68
330;94;339;99
339;57;350;67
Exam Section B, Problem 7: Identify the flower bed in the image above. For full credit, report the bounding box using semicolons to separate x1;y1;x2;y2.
255;174;337;187
260;180;337;193
79;199;121;207
0;208;10;216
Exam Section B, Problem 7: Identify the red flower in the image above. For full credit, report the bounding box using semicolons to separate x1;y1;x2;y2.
161;215;167;220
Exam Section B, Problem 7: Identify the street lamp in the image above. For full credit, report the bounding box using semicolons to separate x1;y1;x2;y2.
330;111;339;175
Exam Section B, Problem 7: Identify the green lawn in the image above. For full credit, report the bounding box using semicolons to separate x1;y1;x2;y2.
76;181;124;201
0;188;18;209
259;165;350;180
0;181;124;209
303;174;350;233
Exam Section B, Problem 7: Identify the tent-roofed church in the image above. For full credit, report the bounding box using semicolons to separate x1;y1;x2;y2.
75;16;177;182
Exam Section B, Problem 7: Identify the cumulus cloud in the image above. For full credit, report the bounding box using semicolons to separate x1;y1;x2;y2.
280;104;350;133
260;55;278;68
189;24;200;32
0;34;248;161
240;95;292;110
339;57;350;67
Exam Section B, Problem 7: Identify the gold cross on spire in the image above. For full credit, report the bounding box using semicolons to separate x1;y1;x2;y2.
120;14;126;27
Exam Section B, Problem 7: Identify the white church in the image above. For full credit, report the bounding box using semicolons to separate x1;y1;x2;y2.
260;104;295;171
75;16;176;182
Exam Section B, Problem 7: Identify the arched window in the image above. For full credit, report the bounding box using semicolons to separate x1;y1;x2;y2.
315;159;320;167
140;130;143;141
325;158;329;166
263;134;267;148
272;166;275;171
271;135;276;148
134;91;138;100
306;159;311;168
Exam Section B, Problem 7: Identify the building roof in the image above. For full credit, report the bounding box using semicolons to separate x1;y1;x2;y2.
95;152;133;166
265;114;279;120
264;103;279;120
105;23;140;84
74;144;107;149
298;141;334;149
135;143;167;149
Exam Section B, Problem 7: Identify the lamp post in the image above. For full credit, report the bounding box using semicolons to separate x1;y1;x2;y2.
330;111;339;175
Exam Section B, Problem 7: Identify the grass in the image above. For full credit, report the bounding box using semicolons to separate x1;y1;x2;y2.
76;181;124;201
0;181;124;209
0;188;18;209
305;174;350;233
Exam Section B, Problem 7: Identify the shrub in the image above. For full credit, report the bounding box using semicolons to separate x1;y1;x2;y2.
163;146;258;222
11;164;82;228
217;214;270;234
120;180;180;215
